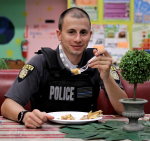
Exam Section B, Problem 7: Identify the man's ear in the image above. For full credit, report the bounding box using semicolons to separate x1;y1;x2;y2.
90;30;93;38
56;29;62;41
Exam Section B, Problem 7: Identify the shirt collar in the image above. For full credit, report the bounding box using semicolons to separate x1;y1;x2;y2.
59;44;78;71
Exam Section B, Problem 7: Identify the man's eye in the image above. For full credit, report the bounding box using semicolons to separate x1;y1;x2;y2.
81;31;87;35
69;31;74;34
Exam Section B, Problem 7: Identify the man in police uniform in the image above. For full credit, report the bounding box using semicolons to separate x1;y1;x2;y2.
1;7;127;129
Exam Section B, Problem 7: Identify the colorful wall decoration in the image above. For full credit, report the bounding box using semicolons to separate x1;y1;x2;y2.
0;0;26;61
0;0;67;62
69;0;98;22
134;0;150;23
68;0;134;51
1;0;149;65
0;17;15;45
133;0;150;52
132;24;150;50
68;0;134;68
103;0;130;21
25;0;67;62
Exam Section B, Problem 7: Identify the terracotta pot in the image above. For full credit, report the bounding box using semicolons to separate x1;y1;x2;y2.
119;98;148;131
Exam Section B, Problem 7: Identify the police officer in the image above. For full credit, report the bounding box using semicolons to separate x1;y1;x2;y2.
1;7;128;129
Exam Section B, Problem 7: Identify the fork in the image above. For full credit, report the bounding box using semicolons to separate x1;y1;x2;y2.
80;56;97;73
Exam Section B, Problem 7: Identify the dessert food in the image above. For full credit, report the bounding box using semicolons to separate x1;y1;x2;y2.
80;110;103;120
61;114;75;120
80;115;88;120
71;68;81;75
60;110;103;120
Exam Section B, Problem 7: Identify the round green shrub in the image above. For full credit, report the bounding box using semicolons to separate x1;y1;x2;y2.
119;49;150;84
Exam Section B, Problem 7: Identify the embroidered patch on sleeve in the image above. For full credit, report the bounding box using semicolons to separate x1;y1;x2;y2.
18;64;34;82
110;66;117;71
110;70;119;80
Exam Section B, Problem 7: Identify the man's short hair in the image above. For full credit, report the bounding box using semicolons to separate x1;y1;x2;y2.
58;7;91;31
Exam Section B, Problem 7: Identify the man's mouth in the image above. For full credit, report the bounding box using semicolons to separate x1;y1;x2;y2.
72;45;83;49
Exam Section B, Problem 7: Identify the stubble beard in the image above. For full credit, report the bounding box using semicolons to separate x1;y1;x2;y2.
71;50;83;57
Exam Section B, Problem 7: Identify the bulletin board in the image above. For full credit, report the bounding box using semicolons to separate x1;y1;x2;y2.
103;0;130;21
68;0;134;68
134;0;150;23
68;0;99;22
132;0;150;51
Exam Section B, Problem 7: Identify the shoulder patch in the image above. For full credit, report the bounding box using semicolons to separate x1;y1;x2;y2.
18;64;34;82
110;66;117;71
110;70;119;80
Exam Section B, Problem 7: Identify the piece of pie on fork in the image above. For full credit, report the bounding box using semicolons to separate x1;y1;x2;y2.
71;68;81;75
71;56;97;75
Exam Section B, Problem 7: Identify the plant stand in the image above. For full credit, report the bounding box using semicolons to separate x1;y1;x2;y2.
119;98;148;131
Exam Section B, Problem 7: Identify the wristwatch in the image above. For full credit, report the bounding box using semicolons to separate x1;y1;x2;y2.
17;111;29;123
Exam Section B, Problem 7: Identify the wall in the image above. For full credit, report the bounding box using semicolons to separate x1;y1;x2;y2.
0;0;67;62
98;0;134;51
68;0;134;50
0;0;26;61
26;0;67;62
0;0;138;63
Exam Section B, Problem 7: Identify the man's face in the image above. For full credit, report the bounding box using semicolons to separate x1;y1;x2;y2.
57;15;92;58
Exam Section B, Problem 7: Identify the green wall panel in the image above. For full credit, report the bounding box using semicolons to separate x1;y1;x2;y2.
0;0;26;61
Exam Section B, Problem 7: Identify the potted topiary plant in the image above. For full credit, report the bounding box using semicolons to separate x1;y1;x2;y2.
119;49;150;131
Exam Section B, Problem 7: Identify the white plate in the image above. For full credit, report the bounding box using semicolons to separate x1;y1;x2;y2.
47;111;103;124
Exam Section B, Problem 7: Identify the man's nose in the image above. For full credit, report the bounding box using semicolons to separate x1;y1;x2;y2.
74;33;82;43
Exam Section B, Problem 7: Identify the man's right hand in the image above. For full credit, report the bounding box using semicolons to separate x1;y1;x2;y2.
23;109;54;128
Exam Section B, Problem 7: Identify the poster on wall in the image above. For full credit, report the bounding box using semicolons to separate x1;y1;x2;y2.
103;0;130;21
132;24;150;50
104;24;129;69
88;24;129;69
88;24;105;50
69;0;98;22
134;0;150;23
